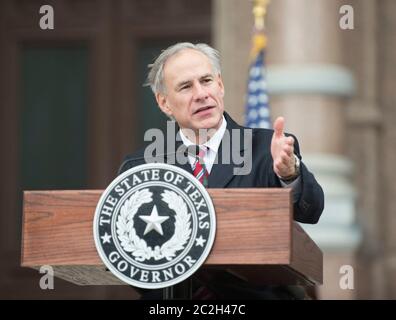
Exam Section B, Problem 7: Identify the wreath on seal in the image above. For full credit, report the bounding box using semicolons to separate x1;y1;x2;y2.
116;188;192;262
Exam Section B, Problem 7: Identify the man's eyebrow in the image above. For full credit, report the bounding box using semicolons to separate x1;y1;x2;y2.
200;73;213;79
176;79;192;89
175;74;214;90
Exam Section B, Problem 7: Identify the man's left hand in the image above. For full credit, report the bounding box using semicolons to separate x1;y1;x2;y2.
271;117;296;179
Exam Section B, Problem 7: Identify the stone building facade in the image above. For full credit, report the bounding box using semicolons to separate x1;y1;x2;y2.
214;0;396;299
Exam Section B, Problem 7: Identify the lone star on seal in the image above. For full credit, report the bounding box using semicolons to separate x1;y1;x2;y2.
100;232;112;244
195;235;206;247
139;205;169;236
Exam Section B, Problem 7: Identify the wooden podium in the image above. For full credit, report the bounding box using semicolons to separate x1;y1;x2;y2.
21;188;322;291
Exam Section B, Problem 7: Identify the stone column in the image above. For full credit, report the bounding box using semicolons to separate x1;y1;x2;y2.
344;0;384;299
213;0;361;299
212;0;252;122
377;0;396;299
266;0;361;300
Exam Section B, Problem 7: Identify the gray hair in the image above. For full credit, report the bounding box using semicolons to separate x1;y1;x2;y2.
146;42;221;94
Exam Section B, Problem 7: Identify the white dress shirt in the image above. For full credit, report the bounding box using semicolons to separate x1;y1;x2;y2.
179;115;227;174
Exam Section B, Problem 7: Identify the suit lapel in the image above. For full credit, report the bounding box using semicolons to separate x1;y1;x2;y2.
173;161;193;175
164;137;194;175
208;149;236;187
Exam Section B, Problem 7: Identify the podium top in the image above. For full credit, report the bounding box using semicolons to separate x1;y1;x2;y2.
22;189;322;286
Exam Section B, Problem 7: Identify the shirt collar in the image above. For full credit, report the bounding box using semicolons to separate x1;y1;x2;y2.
179;115;227;153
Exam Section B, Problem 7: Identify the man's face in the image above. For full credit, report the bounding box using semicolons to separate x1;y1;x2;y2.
156;49;225;134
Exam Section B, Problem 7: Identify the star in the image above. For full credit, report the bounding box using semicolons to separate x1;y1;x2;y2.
195;235;206;247
101;232;112;244
139;205;169;236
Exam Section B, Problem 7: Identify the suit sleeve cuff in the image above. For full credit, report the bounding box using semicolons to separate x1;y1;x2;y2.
279;176;302;203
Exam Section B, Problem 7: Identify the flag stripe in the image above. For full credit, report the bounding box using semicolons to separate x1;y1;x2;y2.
245;33;271;129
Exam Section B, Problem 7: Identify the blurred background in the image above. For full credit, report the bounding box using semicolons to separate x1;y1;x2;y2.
0;0;395;299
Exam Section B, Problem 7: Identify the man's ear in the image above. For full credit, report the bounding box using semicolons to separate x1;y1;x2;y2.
156;93;173;117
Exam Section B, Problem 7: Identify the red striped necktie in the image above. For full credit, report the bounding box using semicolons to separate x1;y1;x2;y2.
192;147;208;187
191;147;217;299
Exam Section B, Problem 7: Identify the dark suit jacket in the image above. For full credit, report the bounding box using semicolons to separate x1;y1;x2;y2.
119;112;324;299
119;112;324;224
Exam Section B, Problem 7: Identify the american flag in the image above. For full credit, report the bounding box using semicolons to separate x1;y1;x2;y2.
245;34;271;129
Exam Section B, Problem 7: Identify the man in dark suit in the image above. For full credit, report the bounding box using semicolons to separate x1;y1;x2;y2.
119;42;324;299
